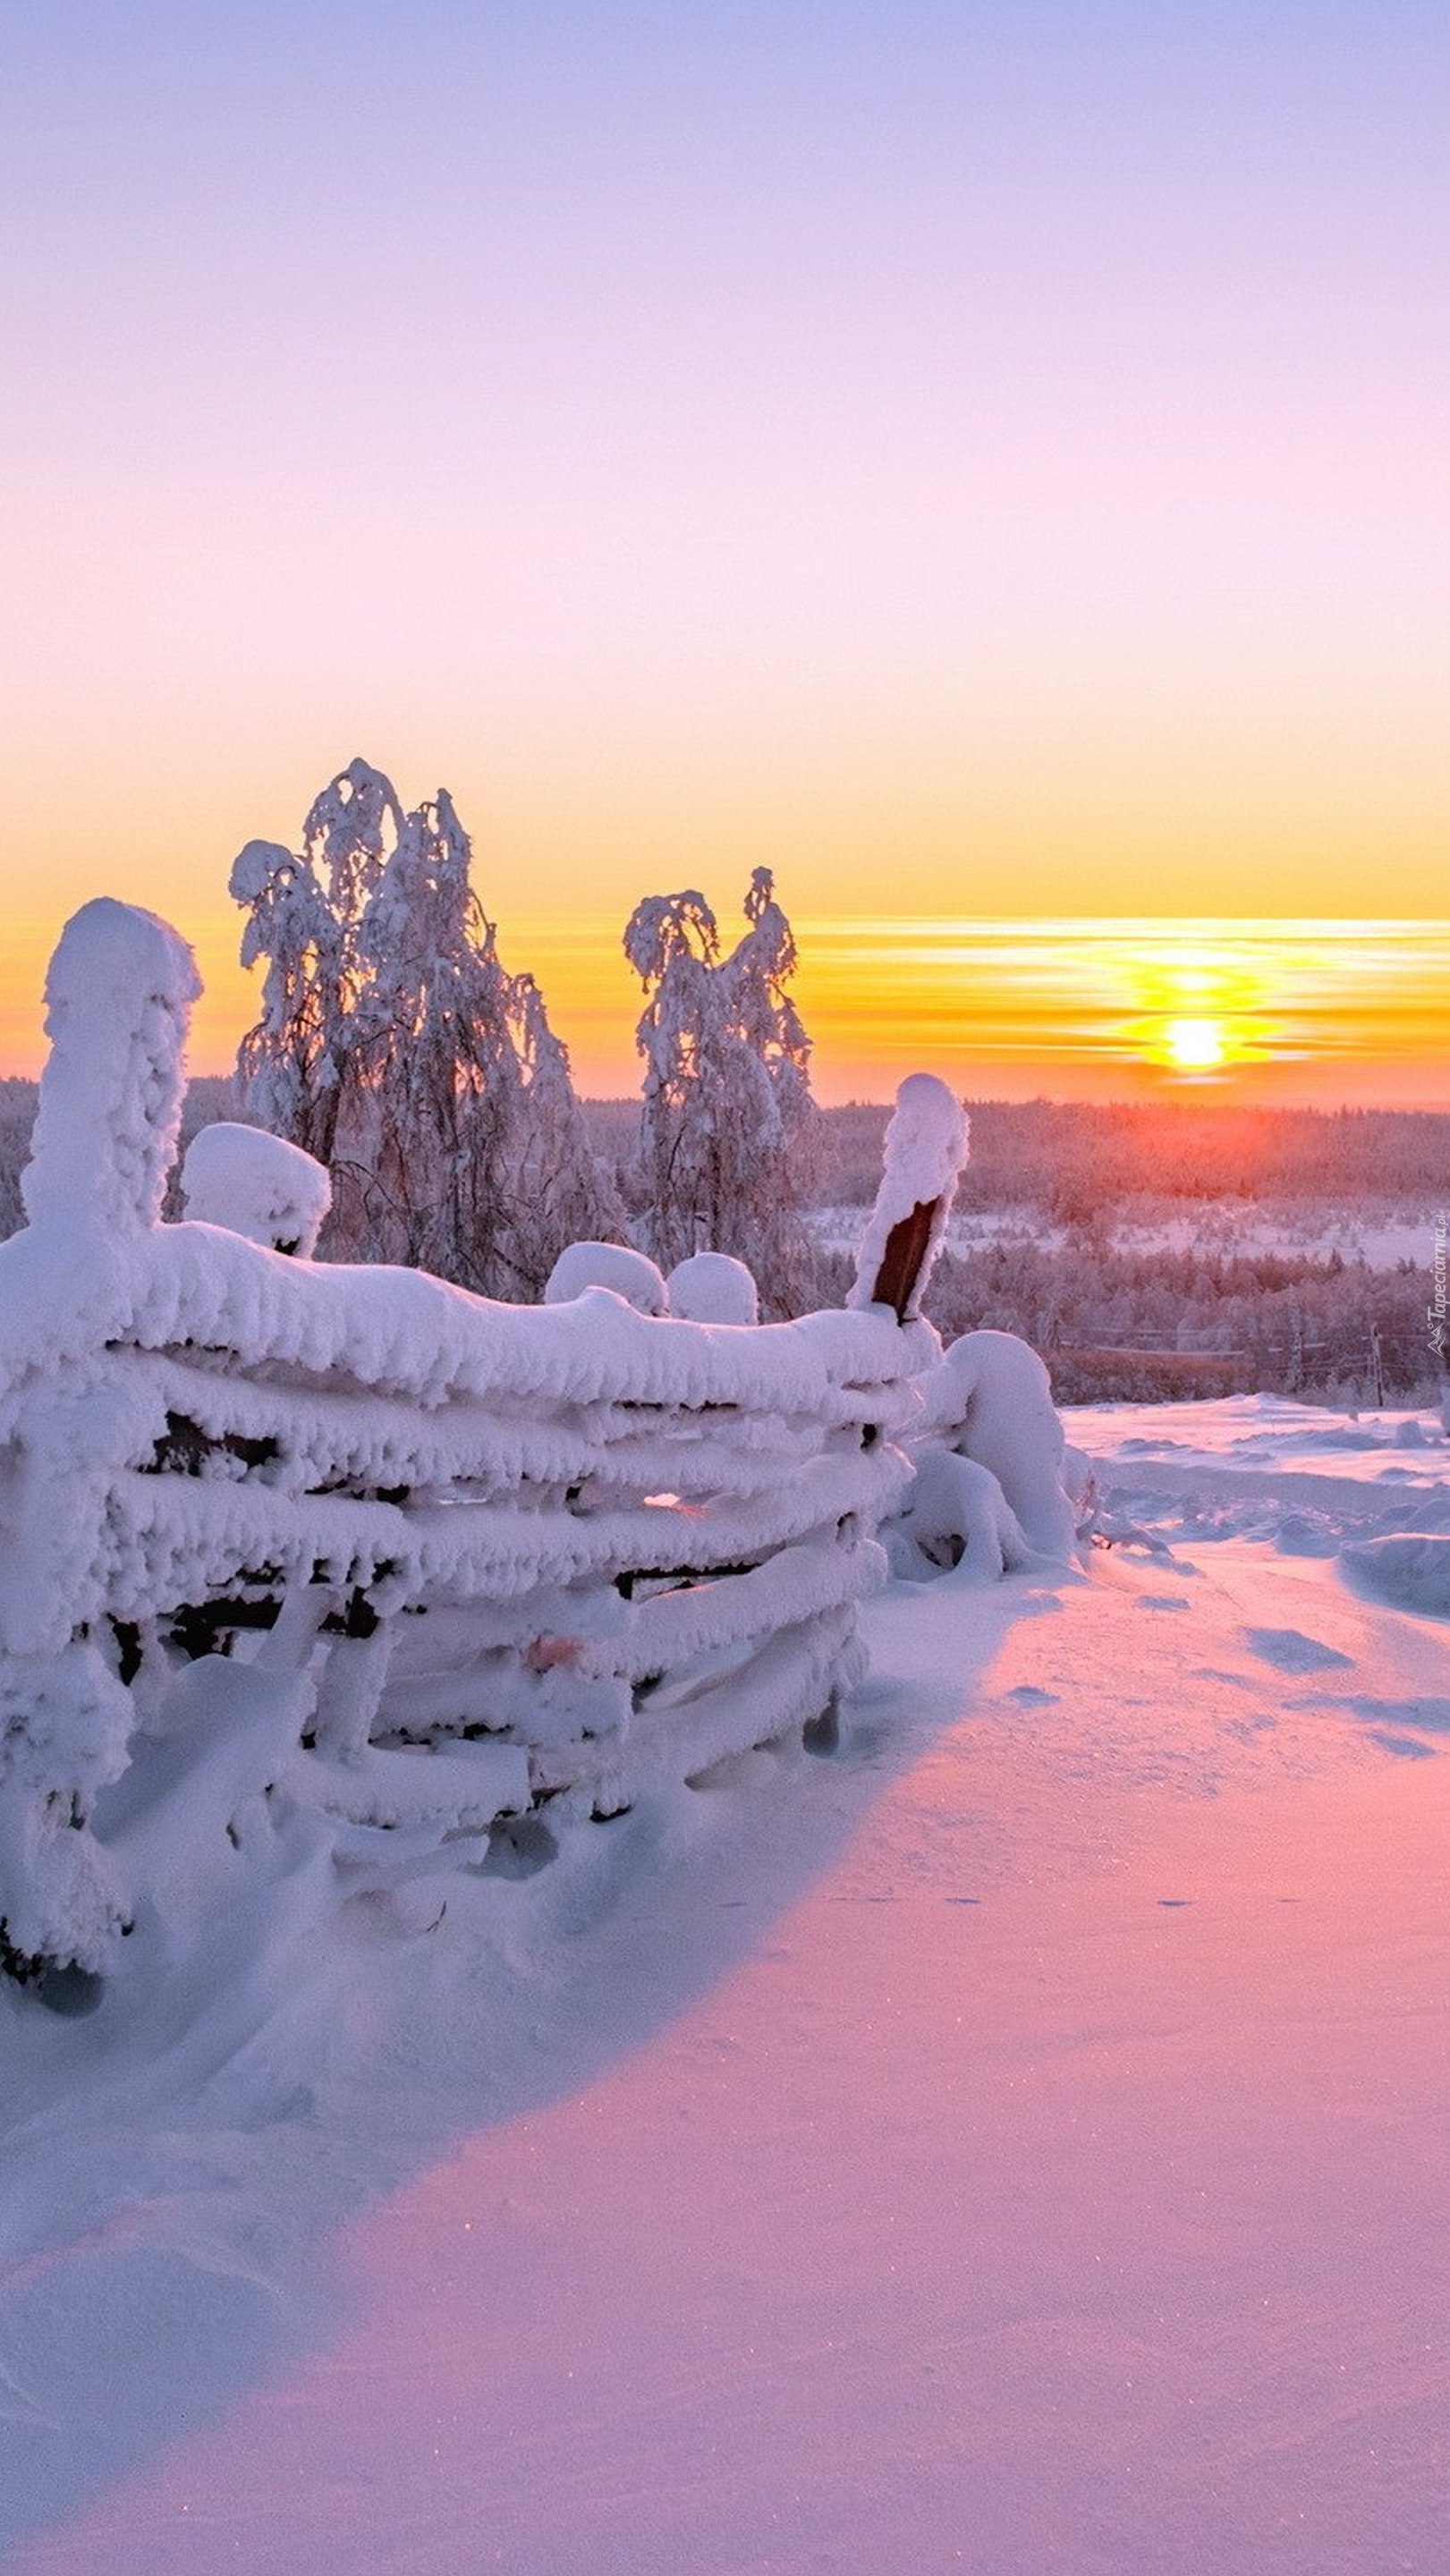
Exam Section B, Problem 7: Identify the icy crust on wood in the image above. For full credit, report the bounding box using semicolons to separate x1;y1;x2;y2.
182;1123;332;1257
0;1220;925;1419
848;1074;969;1322
0;1241;919;1970
0;903;927;1980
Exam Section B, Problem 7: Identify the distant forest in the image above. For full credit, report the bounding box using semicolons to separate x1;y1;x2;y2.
0;1076;1443;1402
574;1093;1450;1215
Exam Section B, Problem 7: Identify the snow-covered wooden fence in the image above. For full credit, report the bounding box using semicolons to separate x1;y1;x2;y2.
0;902;945;1984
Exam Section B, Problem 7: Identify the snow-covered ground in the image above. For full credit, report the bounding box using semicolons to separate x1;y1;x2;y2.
1107;1206;1438;1268
4;1398;1450;2574
815;1199;1442;1269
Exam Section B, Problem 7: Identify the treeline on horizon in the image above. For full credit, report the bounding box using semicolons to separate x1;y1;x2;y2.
0;1079;1445;1240
580;1093;1450;1215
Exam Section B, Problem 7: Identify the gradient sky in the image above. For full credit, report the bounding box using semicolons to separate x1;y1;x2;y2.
3;4;1447;1097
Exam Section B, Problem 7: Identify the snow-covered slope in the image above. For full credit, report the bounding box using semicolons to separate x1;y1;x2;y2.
4;1401;1450;2572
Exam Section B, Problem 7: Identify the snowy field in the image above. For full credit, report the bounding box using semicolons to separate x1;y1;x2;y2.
4;1395;1450;2575
815;1199;1443;1269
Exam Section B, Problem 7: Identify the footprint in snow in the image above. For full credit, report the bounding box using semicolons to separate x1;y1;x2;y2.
1139;1594;1191;1612
1004;1683;1057;1706
1242;1626;1354;1675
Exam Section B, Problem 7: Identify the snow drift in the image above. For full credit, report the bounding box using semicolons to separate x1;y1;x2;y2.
182;1121;332;1256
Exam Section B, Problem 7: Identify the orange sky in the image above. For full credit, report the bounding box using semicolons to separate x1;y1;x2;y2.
4;889;1443;1113
509;913;1450;1109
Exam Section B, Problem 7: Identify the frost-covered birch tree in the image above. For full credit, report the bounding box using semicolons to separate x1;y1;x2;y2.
344;790;523;1284
233;761;618;1292
230;759;403;1182
624;868;818;1315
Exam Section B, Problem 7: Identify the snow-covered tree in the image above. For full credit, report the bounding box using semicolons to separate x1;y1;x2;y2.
328;789;517;1284
303;758;403;926
233;762;618;1293
623;869;818;1315
230;837;345;1168
230;759;403;1183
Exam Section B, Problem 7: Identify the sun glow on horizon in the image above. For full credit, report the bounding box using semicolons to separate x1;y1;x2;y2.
780;917;1450;1108
1161;1015;1229;1075
0;908;1445;1113
1124;939;1277;1081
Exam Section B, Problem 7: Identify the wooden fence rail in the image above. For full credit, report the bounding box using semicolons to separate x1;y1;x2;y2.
0;904;955;1982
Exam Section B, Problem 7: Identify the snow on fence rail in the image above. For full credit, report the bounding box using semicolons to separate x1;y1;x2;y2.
0;902;948;1985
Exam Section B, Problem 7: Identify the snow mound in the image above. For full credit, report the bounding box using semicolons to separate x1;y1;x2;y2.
182;1123;332;1256
667;1251;759;1326
544;1241;669;1315
1340;1535;1450;1619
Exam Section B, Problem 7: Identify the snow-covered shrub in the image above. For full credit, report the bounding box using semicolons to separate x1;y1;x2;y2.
0;903;929;1985
232;761;621;1292
182;1123;331;1256
624;869;818;1316
230;834;354;1170
920;1332;1079;1557
888;1329;1080;1580
668;1251;759;1326
545;1241;670;1315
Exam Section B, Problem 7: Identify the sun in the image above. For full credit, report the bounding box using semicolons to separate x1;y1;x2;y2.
1163;1014;1227;1073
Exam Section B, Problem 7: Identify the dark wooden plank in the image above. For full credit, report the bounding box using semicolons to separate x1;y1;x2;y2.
870;1194;941;1321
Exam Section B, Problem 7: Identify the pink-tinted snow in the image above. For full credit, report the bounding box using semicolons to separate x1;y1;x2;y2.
7;1409;1450;2575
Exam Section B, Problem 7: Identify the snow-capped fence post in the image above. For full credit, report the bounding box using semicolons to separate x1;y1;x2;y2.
21;899;201;1238
848;1075;969;1325
0;903;203;1982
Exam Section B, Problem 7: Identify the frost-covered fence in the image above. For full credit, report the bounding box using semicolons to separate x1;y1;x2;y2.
0;903;937;1985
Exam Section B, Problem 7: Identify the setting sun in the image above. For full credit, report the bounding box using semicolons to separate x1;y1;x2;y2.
1162;1014;1229;1074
